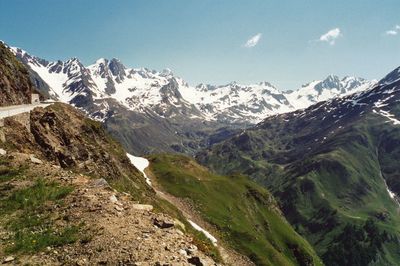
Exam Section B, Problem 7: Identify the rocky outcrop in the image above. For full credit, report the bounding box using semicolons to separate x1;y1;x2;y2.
3;103;152;200
0;42;35;106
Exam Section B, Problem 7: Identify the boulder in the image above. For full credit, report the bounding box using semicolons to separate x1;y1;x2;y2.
0;148;6;156
3;256;15;263
153;218;174;229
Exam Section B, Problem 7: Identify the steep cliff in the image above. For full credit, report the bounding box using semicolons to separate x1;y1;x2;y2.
0;42;35;106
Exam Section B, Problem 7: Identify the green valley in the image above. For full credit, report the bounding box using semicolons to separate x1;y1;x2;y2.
148;153;323;266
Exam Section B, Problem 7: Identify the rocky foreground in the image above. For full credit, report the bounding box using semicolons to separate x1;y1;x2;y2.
0;104;219;265
0;154;216;265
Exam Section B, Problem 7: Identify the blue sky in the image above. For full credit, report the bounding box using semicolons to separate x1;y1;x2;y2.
1;0;399;90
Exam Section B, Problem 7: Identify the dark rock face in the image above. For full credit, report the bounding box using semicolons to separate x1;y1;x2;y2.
0;42;34;106
108;58;126;82
314;75;341;94
24;104;147;189
187;256;203;266
379;66;400;85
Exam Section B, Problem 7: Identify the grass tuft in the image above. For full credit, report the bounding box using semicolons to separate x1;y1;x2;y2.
0;179;78;254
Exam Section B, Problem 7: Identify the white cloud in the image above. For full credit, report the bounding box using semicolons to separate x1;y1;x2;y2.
244;33;262;48
386;30;398;36
319;28;342;45
385;25;400;36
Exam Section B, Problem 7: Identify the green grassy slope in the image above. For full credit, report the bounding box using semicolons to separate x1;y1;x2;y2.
199;116;400;265
148;153;323;266
274;115;400;262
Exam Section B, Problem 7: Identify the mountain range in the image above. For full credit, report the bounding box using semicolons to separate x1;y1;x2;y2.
7;43;375;154
10;45;375;123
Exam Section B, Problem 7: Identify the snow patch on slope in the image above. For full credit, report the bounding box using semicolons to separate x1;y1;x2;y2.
373;109;400;125
126;153;152;186
188;220;218;246
125;152;218;246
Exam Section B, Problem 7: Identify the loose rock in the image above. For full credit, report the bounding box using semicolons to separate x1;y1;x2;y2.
30;154;43;164
3;256;15;263
115;206;124;212
109;195;118;203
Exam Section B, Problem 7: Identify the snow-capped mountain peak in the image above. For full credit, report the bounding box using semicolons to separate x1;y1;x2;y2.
286;75;376;110
160;68;173;77
316;75;341;92
89;57;126;82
